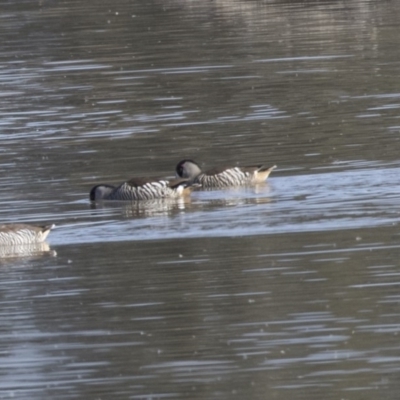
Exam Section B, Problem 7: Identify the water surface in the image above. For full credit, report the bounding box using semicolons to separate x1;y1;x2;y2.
1;0;400;399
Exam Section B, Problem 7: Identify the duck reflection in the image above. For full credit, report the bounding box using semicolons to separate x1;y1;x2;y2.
0;242;56;259
90;196;191;218
193;183;274;207
200;195;273;211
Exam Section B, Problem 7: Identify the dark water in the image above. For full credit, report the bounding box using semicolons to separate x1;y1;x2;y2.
1;0;400;398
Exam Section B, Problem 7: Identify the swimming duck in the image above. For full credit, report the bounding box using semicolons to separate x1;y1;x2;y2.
90;177;197;201
0;224;54;245
176;159;276;189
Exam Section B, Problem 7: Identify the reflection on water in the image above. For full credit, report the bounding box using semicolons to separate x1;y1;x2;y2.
0;242;56;259
90;196;190;218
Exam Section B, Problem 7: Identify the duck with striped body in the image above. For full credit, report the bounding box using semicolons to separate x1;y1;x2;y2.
176;159;276;189
90;176;196;201
0;224;54;246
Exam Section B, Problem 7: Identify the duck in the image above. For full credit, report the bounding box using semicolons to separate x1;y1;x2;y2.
0;224;55;246
90;176;197;201
176;159;276;189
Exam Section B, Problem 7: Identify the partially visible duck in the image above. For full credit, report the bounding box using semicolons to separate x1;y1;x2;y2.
90;177;197;201
0;224;54;246
176;159;276;189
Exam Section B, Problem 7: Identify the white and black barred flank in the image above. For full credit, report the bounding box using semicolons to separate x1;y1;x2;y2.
90;177;196;201
0;224;54;246
176;159;276;189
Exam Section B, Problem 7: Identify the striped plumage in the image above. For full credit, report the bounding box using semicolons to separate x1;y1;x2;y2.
176;159;276;189
0;224;54;246
90;177;196;201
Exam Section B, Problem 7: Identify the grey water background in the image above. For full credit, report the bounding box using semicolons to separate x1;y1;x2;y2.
2;0;400;398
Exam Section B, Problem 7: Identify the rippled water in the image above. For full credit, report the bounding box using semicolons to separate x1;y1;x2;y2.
1;0;400;399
